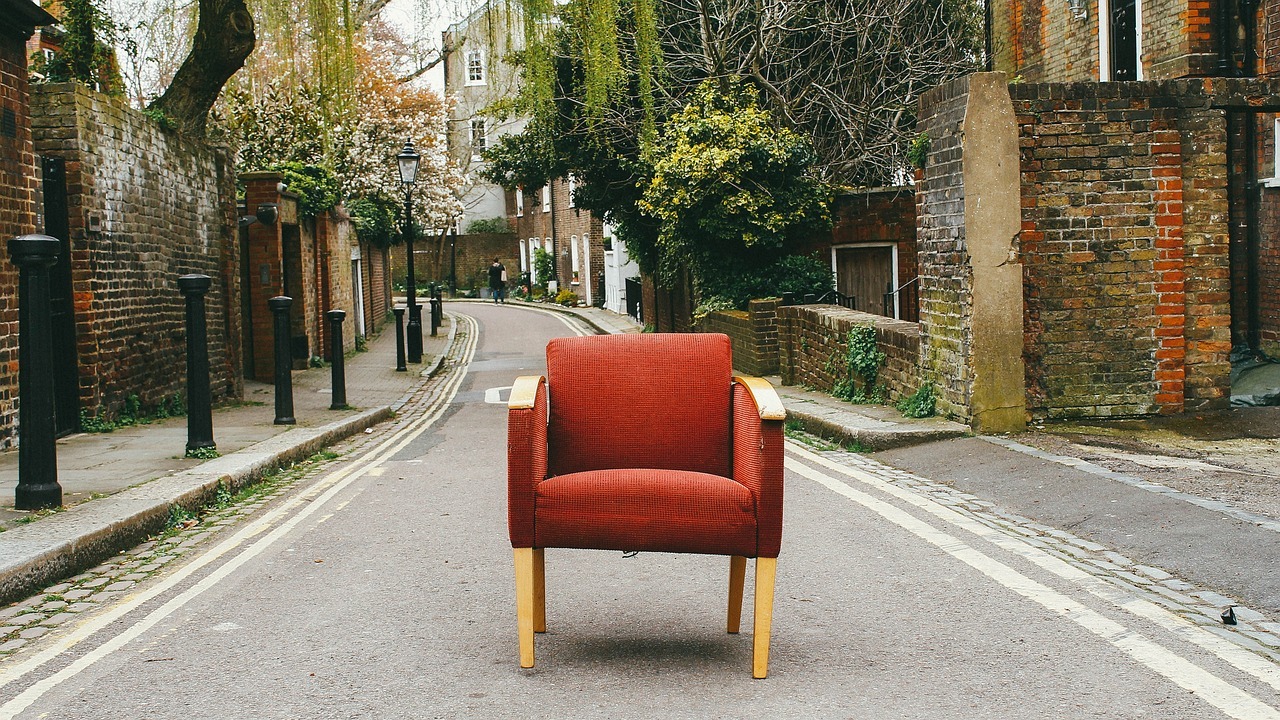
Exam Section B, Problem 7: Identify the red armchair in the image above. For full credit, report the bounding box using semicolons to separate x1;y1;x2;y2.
507;333;785;678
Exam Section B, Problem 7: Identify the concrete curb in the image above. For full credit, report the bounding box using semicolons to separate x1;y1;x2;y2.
0;407;394;606
0;312;471;604
785;403;969;451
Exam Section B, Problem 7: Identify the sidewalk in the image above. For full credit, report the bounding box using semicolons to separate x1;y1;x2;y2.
0;318;454;604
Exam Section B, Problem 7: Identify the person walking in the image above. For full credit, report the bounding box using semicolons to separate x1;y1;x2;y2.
488;257;507;304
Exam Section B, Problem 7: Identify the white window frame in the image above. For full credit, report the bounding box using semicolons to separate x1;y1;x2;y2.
470;118;487;160
519;239;528;271
529;237;541;284
1267;117;1280;187
515;186;524;217
570;234;580;282
1098;0;1144;81
568;174;577;208
466;50;485;85
542;185;551;213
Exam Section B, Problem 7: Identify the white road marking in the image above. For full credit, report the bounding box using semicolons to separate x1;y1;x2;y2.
787;443;1280;695
0;315;480;719
786;446;1280;720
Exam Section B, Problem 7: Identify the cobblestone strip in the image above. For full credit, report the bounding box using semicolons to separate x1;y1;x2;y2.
0;316;476;658
803;442;1280;663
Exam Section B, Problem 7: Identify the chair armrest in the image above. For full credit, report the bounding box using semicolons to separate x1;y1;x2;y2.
732;375;786;420
732;376;784;558
508;375;548;548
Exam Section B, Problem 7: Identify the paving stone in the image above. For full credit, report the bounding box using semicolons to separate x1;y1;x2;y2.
92;592;124;603
87;564;118;574
13;614;46;627
0;607;25;620
103;581;136;593
119;573;148;582
40;601;68;612
40;613;75;626
1115;571;1152;585
67;603;96;613
1192;590;1237;607
1229;605;1267;623
0;626;22;636
18;626;48;640
0;639;27;652
67;573;93;582
1070;539;1108;552
135;564;160;573
1133;565;1172;581
62;589;92;600
1260;622;1280;634
1240;631;1280;648
1161;579;1196;592
80;577;110;589
42;583;72;594
1101;551;1133;566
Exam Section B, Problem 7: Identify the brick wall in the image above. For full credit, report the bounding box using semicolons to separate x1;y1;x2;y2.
29;83;240;419
451;233;519;292
776;304;921;404
1009;79;1234;417
916;76;974;422
991;0;1215;81
695;298;781;376
0;26;40;448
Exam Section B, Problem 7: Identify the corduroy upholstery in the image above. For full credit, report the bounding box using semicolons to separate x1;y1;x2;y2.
506;332;786;677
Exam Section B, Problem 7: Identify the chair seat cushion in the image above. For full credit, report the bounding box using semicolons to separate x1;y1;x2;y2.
535;469;758;557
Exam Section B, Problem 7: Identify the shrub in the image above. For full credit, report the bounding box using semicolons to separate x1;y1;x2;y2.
466;217;511;234
897;384;936;418
555;289;580;307
701;254;834;310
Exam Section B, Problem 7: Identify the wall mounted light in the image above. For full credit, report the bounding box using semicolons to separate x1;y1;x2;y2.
1067;0;1087;20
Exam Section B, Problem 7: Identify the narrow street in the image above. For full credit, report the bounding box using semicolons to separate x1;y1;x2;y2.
0;305;1277;718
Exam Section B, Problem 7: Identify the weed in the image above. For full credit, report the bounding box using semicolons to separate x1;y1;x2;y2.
185;446;220;460
842;439;873;453
355;335;368;352
831;325;885;404
213;482;233;509
44;594;65;602
896;384;936;418
166;504;196;532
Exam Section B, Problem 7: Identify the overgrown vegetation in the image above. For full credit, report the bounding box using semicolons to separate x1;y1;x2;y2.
31;0;126;94
79;394;186;433
830;325;886;404
896;384;937;418
465;217;511;234
554;289;580;307
532;247;555;293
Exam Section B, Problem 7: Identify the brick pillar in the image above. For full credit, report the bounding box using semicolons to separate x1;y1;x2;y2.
748;298;780;376
242;172;284;382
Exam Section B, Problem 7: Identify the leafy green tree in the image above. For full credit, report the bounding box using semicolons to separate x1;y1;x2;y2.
35;0;126;94
638;79;831;288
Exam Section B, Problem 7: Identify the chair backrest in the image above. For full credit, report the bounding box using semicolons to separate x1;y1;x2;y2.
546;333;732;477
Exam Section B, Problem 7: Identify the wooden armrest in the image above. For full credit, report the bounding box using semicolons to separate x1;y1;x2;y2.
509;375;545;410
733;376;786;421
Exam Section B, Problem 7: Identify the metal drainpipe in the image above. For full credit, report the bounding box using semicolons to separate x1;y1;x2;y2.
1217;0;1235;76
1243;0;1263;350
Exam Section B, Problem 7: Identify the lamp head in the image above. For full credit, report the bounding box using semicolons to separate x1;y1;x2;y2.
397;139;421;187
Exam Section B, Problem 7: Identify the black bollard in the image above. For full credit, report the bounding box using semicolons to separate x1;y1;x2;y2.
393;306;407;372
269;296;296;425
178;274;215;455
8;235;63;510
327;310;347;409
430;284;440;337
407;303;423;364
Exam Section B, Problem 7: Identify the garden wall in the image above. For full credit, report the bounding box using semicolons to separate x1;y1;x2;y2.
776;304;921;404
30;83;240;419
695;298;780;377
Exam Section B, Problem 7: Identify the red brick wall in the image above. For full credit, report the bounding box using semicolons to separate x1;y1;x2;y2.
696;298;781;376
29;83;240;418
991;0;1216;81
1009;79;1233;417
0;28;39;448
776;304;921;404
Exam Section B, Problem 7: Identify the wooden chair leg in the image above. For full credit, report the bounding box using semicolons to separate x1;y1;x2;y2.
533;548;546;633
514;548;535;668
752;557;777;679
727;555;746;633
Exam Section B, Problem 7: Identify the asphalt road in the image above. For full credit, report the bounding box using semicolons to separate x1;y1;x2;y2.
1;304;1278;719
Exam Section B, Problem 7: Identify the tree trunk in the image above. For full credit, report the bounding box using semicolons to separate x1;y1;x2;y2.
149;0;256;136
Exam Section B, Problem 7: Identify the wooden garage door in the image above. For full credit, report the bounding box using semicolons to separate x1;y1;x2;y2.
836;246;894;317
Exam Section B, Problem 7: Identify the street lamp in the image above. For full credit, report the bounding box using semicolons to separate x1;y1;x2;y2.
397;139;423;363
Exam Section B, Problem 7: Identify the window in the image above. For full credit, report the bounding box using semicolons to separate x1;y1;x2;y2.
570;234;580;282
1099;0;1142;81
519;239;528;271
515;186;524;217
470;118;487;159
466;50;485;85
1266;117;1280;188
542;185;551;213
568;174;577;208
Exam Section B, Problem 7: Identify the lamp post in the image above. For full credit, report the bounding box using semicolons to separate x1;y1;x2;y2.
397;140;423;364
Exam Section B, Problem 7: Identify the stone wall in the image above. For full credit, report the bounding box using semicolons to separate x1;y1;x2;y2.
30;83;240;419
777;304;921;404
0;23;40;448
